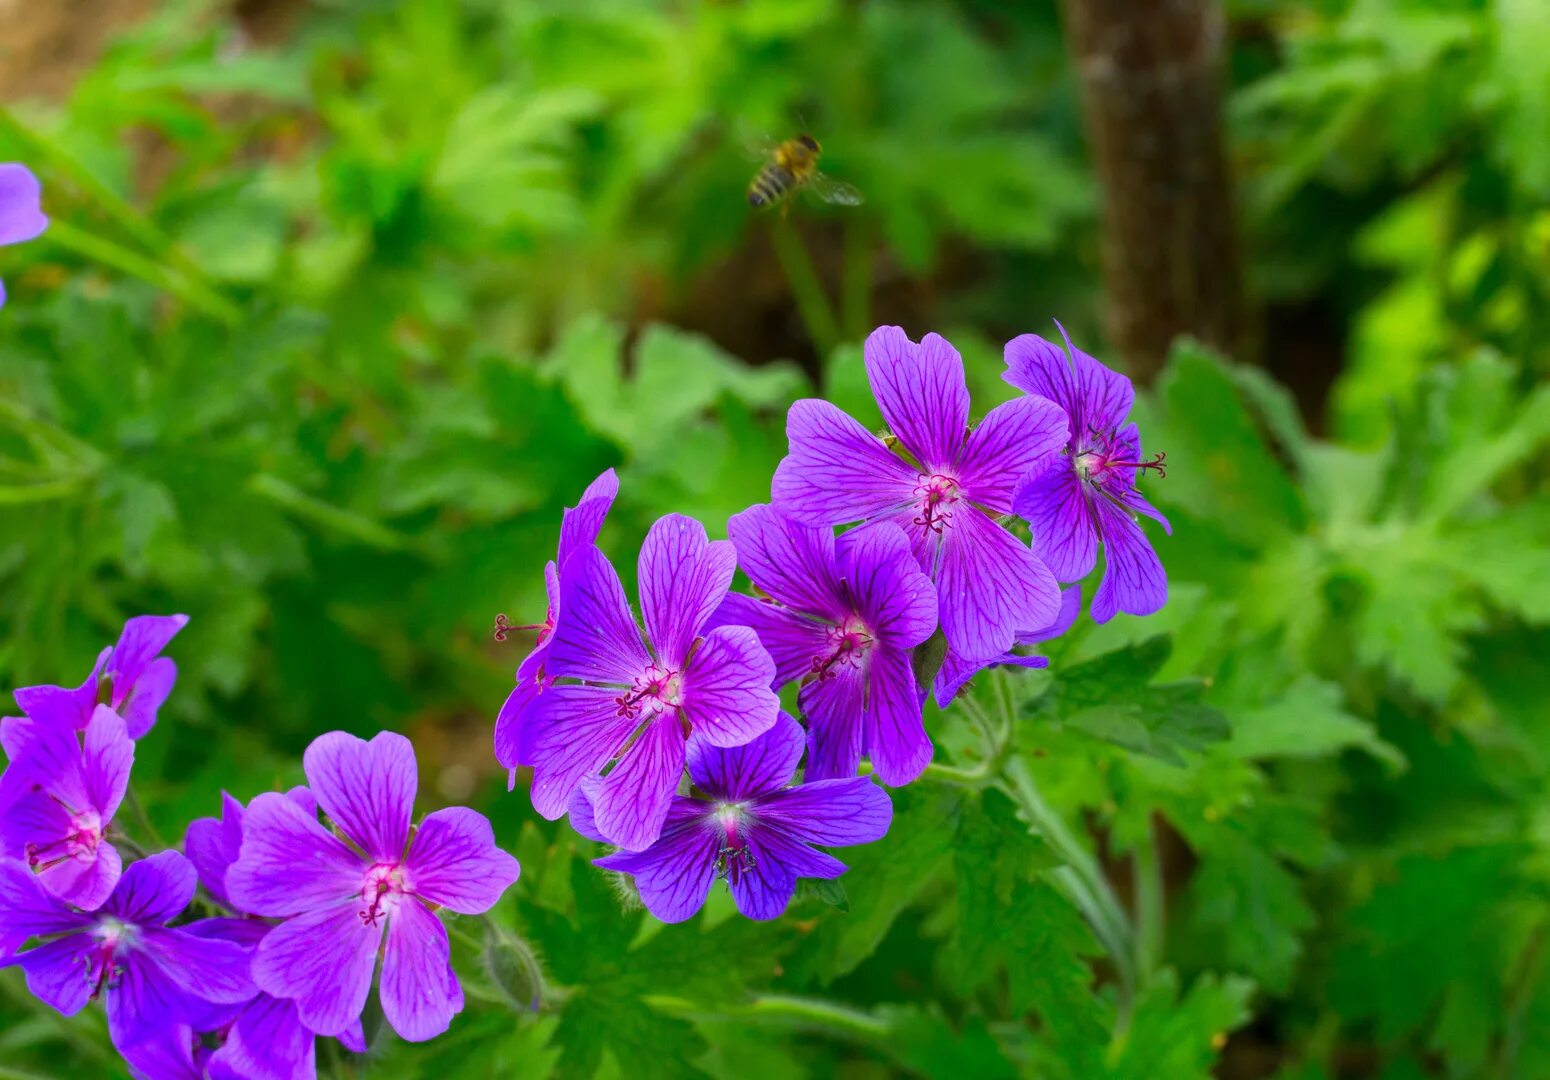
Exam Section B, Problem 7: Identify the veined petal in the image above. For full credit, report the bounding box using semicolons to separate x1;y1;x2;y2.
226;792;364;917
102;850;197;926
83;706;133;822
209;995;316;1080
0;164;49;247
120;1024;204;1080
937;507;1060;661
687;712;804;801
546;546;651;684
107;614;188;693
523;684;638;821
727;504;844;618
1115;484;1173;536
1014;461;1098;584
755;777;893;847
14;934;96;1016
381;900;458;1043
406;807;520;915
862;646;932;786
639;514;737;670
253;901;381;1038
679;625;779;748
705;593;829;688
582;714;686;852
1018;583;1084;645
864;327;969;470
494;678;541;777
184;795;244;907
556;468;619;565
798;667;865;783
39;841;121;914
835;522;938;649
1091;496;1168;623
725;831;800;921
138;925;255;1004
1003;324;1134;436
118;658;175;740
771;399;917;526
304;731;418;862
958;395;1069;513
595;815;719;924
0;860;87;939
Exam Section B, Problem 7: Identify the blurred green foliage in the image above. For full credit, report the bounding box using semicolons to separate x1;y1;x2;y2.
1;0;1549;1077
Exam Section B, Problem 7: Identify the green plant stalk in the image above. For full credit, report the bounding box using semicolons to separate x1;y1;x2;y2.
44;219;242;324
1132;817;1165;983
648;993;888;1040
840;216;873;342
770;217;841;357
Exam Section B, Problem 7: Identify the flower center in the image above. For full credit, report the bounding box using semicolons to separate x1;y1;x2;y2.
712;804;756;885
26;809;103;871
912;473;961;535
1075;429;1167;484
809;615;875;682
359;863;409;927
85;918;131;999
614;664;684;719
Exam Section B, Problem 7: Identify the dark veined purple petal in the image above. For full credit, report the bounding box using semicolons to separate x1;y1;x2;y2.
207;994;316;1080
567;787;606;842
303;730;418;862
0;859;87;939
687;711;805;801
120;1025;205;1080
705;592;829;687
936;506;1060;661
225;792;364;917
556;468;619;566
1090;496;1168;623
861;646;932;786
1014;461;1098;584
771;399;917;526
727;504;845;619
381;899;459;1042
546;545;651;685
639;513;738;670
594;814;719;924
106;935;247;1050
934;585;1081;707
13;934;96;1016
679;625;779;748
835;521;938;650
755;776;893;847
1019;583;1084;646
40;842;121;915
117;658;175;741
493;677;541;780
406;807;520;915
725;829;826;921
798;665;865;783
102;850;198;926
1115;484;1173;536
9;655;102;734
582;713;687;852
137;924;255;1004
1003;323;1134;438
253;901;381;1038
957;395;1070;514
83;706;133;824
523;684;638;821
1056;322;1135;435
864;326;969;471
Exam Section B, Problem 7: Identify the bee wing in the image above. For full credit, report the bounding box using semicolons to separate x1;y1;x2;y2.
806;171;865;206
740;130;782;163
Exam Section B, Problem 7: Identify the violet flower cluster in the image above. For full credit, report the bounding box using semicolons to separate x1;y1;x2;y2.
0;618;521;1080
494;323;1169;923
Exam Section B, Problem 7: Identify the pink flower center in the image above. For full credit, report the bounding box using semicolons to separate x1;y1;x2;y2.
713;805;756;885
614;664;684;719
1074;430;1167;484
85;919;129;999
26;809;103;871
809;615;875;682
359;863;409;927
912;473;961;535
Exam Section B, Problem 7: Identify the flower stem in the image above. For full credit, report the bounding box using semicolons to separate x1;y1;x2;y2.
43;219;242;324
647;992;888;1039
1132;815;1165;983
770;217;841;359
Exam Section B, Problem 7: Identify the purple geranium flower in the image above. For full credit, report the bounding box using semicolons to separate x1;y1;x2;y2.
1005;326;1171;622
494;469;618;782
0;850;254;1051
0;163;48;308
522;514;780;851
934;585;1083;706
772;326;1067;661
8;614;189;742
715;505;937;784
582;713;892;922
225;731;520;1043
0;705;134;911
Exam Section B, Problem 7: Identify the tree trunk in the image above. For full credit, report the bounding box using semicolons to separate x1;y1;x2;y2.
1058;0;1250;382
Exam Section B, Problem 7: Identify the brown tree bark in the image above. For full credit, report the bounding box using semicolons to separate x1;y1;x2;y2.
1058;0;1250;382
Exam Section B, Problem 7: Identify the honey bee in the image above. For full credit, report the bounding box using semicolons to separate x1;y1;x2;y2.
746;133;863;212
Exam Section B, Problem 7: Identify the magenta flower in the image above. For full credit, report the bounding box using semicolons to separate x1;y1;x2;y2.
582;714;892;922
494;469;618;781
0;850;254;1052
933;585;1083;706
0;705;134;911
772;326;1067;661
1005;326;1170;622
522;514;781;851
183;786;315;915
715;505;937;784
8;614;189;741
0;163;48;308
225;731;520;1043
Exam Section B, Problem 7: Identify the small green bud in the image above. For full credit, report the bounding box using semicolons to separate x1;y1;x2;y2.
482;920;545;1013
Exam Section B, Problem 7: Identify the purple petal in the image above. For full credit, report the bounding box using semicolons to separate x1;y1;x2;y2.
726;831;802;920
1116;482;1173;535
0;164;49;247
1018;584;1084;646
184;792;246;910
121;1025;204;1080
0;859;87;939
226;792;364;917
103;850;197;926
253;902;381;1038
835;521;937;649
681;625;779;748
771;399;916;526
10;658;101;735
639;514;738;669
582;713;686;852
13;934;96;1016
1003;324;1134;436
83;706;133;822
862;646;932;786
799;667;865;782
304;730;418;862
864;327;969;470
337;1018;368;1055
494;678;541;778
594;814;719;924
957;395;1070;513
107;943;239;1049
406;807;520;915
726;504;845;618
567;787;607;842
118;658;176;740
209;995;316;1080
546;546;651;684
38;841;122;914
524;684;637;820
705;593;829;687
138;925;255;1003
1014;462;1097;584
755;777;893;846
687;712;805;800
937;506;1060;661
556;468;619;565
381;899;458;1042
1090;496;1168;622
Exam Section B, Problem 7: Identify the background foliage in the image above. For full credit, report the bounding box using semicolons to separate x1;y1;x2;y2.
2;0;1549;1077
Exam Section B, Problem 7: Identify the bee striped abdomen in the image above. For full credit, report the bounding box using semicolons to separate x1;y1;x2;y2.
748;164;794;207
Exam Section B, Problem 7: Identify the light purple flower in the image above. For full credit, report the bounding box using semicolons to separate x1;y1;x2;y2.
225;731;520;1044
0;163;48;309
522;514;781;851
0;705;134;911
714;505;937;785
8;614;189;741
772;326;1067;661
933;585;1083;706
0;850;254;1051
1005;326;1171;622
582;714;892;922
183;787;315;914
